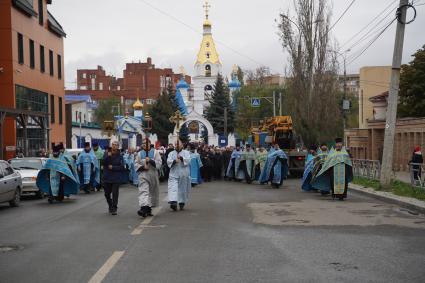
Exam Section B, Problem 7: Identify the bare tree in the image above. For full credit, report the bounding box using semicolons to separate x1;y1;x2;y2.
277;0;342;145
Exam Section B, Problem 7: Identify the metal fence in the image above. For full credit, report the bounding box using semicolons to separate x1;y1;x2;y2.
353;159;425;189
352;159;381;180
409;163;425;189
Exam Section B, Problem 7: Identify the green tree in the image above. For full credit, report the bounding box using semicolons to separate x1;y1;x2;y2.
277;0;343;145
94;97;120;130
204;73;235;135
234;84;286;140
150;83;177;145
179;123;190;144
398;45;425;117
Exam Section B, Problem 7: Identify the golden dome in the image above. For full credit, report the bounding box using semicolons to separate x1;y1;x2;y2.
133;98;143;110
203;19;212;27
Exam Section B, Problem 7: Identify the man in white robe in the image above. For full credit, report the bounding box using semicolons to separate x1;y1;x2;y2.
135;155;159;218
167;142;191;211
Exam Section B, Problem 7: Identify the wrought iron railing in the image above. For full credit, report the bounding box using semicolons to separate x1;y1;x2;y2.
409;163;425;189
352;159;381;180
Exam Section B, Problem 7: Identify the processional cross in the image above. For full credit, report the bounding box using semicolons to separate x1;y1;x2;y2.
169;110;186;149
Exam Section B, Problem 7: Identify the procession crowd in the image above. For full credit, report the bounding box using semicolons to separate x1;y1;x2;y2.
35;137;354;217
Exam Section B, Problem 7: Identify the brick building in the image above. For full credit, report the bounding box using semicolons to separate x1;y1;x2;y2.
0;0;66;159
66;58;191;112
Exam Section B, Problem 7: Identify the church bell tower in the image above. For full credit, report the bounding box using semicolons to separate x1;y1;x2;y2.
192;0;222;115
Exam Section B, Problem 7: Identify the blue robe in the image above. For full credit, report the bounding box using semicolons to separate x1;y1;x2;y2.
259;149;288;186
60;151;78;180
226;150;244;179
36;158;80;197
311;148;353;196
125;153;138;185
76;150;98;186
189;152;203;185
302;154;316;191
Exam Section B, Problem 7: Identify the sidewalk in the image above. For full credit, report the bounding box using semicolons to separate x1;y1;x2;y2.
349;183;425;214
395;171;411;183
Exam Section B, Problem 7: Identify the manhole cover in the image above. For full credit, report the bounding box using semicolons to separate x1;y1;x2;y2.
0;245;23;253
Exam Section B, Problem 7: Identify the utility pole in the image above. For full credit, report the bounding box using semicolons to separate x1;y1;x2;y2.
224;107;228;136
343;54;347;132
279;92;283;116
380;0;408;187
272;91;276;116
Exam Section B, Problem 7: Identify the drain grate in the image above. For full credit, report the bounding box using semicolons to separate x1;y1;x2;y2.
0;245;23;253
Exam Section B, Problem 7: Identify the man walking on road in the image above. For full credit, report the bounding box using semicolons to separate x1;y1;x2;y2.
167;141;191;211
103;142;127;215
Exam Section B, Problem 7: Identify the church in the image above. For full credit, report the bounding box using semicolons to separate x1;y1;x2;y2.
169;0;241;146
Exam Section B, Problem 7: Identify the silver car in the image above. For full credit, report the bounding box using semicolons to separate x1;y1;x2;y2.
0;160;22;207
9;158;47;198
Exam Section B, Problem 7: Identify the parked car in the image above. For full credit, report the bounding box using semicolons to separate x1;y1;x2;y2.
0;160;22;207
9;158;47;198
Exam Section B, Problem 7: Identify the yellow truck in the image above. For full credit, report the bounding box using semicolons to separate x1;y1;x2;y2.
250;116;306;177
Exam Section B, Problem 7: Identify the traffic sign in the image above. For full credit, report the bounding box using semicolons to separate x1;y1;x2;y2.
251;98;261;107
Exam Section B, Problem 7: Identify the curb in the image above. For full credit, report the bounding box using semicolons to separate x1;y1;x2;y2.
349;183;425;215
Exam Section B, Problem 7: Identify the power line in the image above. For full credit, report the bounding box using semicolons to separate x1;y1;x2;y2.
328;0;357;32
347;17;397;66
137;0;279;73
344;6;398;52
339;0;398;49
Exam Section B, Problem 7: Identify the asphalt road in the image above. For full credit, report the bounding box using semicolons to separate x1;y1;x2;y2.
0;179;425;283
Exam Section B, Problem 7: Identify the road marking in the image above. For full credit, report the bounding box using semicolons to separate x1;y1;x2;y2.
131;206;162;235
88;250;125;283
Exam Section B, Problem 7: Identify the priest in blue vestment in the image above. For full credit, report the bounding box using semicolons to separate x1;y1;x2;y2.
76;142;98;194
302;145;318;191
259;143;289;188
189;144;203;186
311;138;353;200
226;145;244;181
37;145;80;203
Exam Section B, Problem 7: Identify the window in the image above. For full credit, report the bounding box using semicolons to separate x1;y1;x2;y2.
57;54;62;79
40;45;45;73
206;42;210;47
205;64;211;77
79;85;87;90
29;39;35;69
15;85;48;113
50;95;55;123
38;0;43;25
49;50;54;76
82;73;87;79
91;78;96;90
99;82;103;90
206;52;210;59
58;97;63;124
18;33;24;64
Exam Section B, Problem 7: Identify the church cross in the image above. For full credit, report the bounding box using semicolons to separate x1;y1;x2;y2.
203;0;211;19
169;110;186;132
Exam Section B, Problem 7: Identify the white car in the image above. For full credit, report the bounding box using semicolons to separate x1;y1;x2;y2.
0;160;22;207
9;158;47;199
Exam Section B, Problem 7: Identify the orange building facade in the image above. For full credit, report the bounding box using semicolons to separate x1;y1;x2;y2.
0;0;66;158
